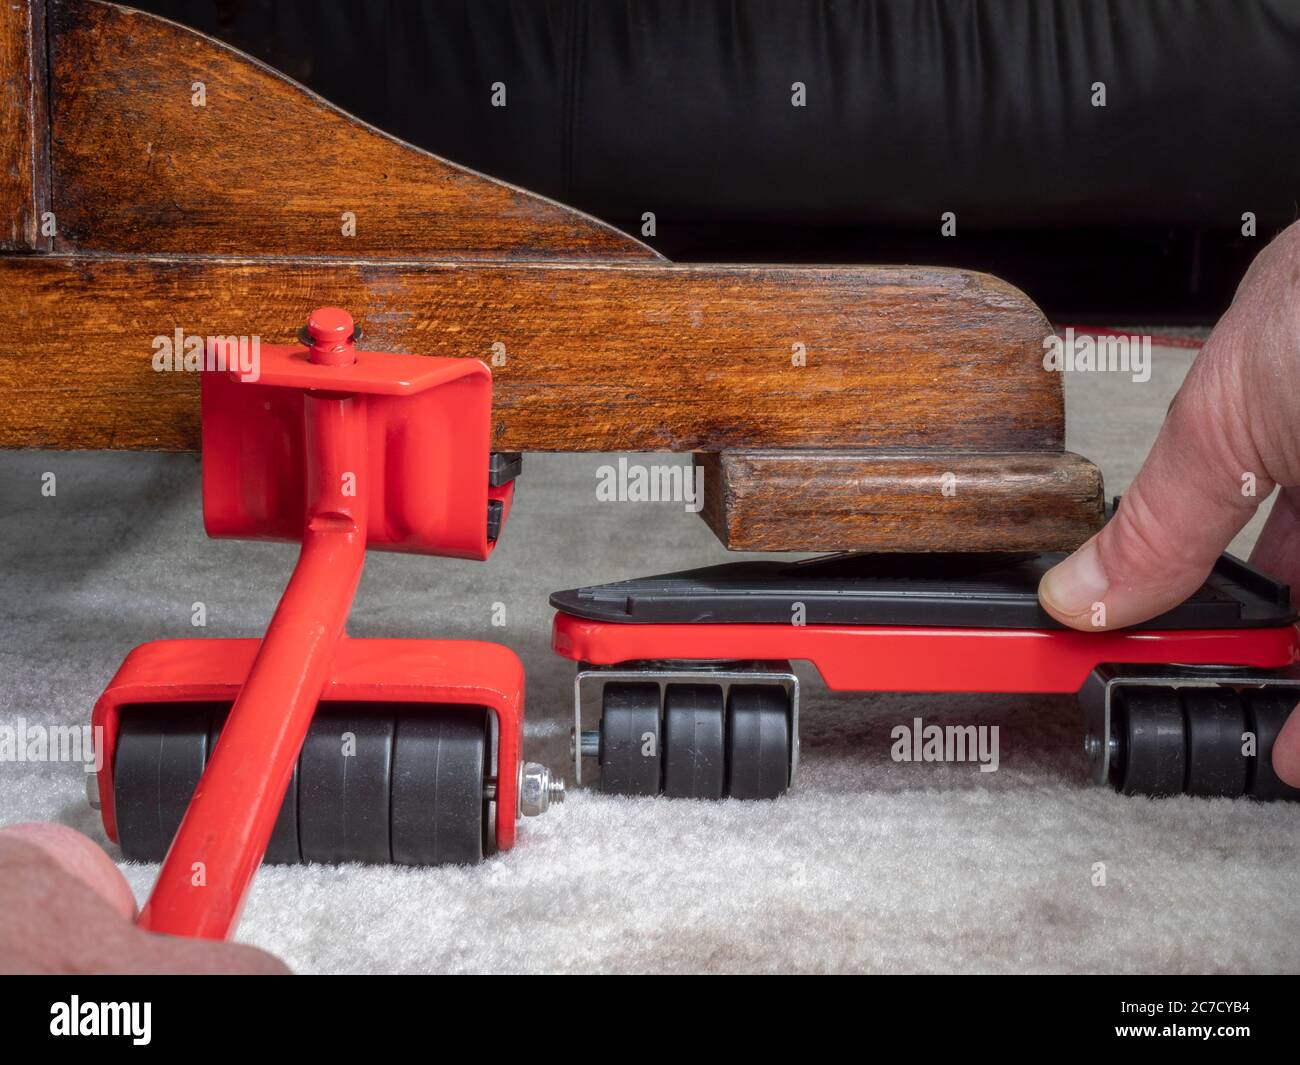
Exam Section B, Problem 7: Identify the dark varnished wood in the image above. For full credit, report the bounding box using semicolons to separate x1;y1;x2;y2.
5;0;1105;552
1;0;49;250
46;0;658;261
0;255;1063;455
698;450;1104;552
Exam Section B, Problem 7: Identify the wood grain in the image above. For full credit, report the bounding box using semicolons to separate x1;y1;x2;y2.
10;0;1103;553
698;450;1104;552
1;0;49;250
46;0;657;261
0;255;1063;454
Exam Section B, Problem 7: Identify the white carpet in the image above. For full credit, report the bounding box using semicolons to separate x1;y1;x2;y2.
2;340;1298;973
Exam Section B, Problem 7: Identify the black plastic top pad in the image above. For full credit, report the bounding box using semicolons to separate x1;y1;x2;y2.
550;551;1297;631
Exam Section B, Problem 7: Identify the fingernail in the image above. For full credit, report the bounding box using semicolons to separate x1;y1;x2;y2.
1041;539;1110;618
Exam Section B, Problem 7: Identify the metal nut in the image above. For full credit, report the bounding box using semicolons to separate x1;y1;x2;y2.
518;761;565;817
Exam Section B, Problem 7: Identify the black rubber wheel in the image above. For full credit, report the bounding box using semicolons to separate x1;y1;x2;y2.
208;708;301;864
391;707;489;866
662;685;725;799
298;705;394;863
599;683;662;795
264;759;302;864
1113;688;1185;797
114;703;216;861
1243;688;1300;800
726;686;791;800
116;702;495;866
1182;688;1248;797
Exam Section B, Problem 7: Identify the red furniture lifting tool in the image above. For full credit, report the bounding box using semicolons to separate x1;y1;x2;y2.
92;308;560;940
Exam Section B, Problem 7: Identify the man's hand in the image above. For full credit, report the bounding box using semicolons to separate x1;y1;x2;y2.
0;823;289;974
1038;220;1300;786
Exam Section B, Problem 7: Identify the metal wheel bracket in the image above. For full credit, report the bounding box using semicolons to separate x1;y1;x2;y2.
572;661;799;789
1079;662;1300;786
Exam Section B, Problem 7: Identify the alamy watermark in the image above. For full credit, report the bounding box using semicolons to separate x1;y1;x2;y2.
595;457;704;513
1043;328;1151;383
50;997;151;1046
0;719;103;772
891;716;999;772
152;328;261;383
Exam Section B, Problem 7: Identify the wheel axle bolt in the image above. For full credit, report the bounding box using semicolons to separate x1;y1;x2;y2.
519;761;565;817
1084;731;1122;776
579;730;600;758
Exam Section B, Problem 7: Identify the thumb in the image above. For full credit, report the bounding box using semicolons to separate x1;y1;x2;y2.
1039;350;1264;630
0;823;137;920
1275;708;1300;788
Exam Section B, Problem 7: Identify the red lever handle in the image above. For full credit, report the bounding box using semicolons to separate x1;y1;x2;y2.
140;311;367;939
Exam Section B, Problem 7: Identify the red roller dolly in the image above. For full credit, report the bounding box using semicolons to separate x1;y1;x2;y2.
549;552;1300;802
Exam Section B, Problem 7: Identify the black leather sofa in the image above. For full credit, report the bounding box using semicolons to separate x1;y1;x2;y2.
133;0;1300;321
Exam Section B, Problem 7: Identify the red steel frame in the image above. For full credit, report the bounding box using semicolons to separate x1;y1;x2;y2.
552;614;1300;693
94;309;521;940
92;638;524;856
